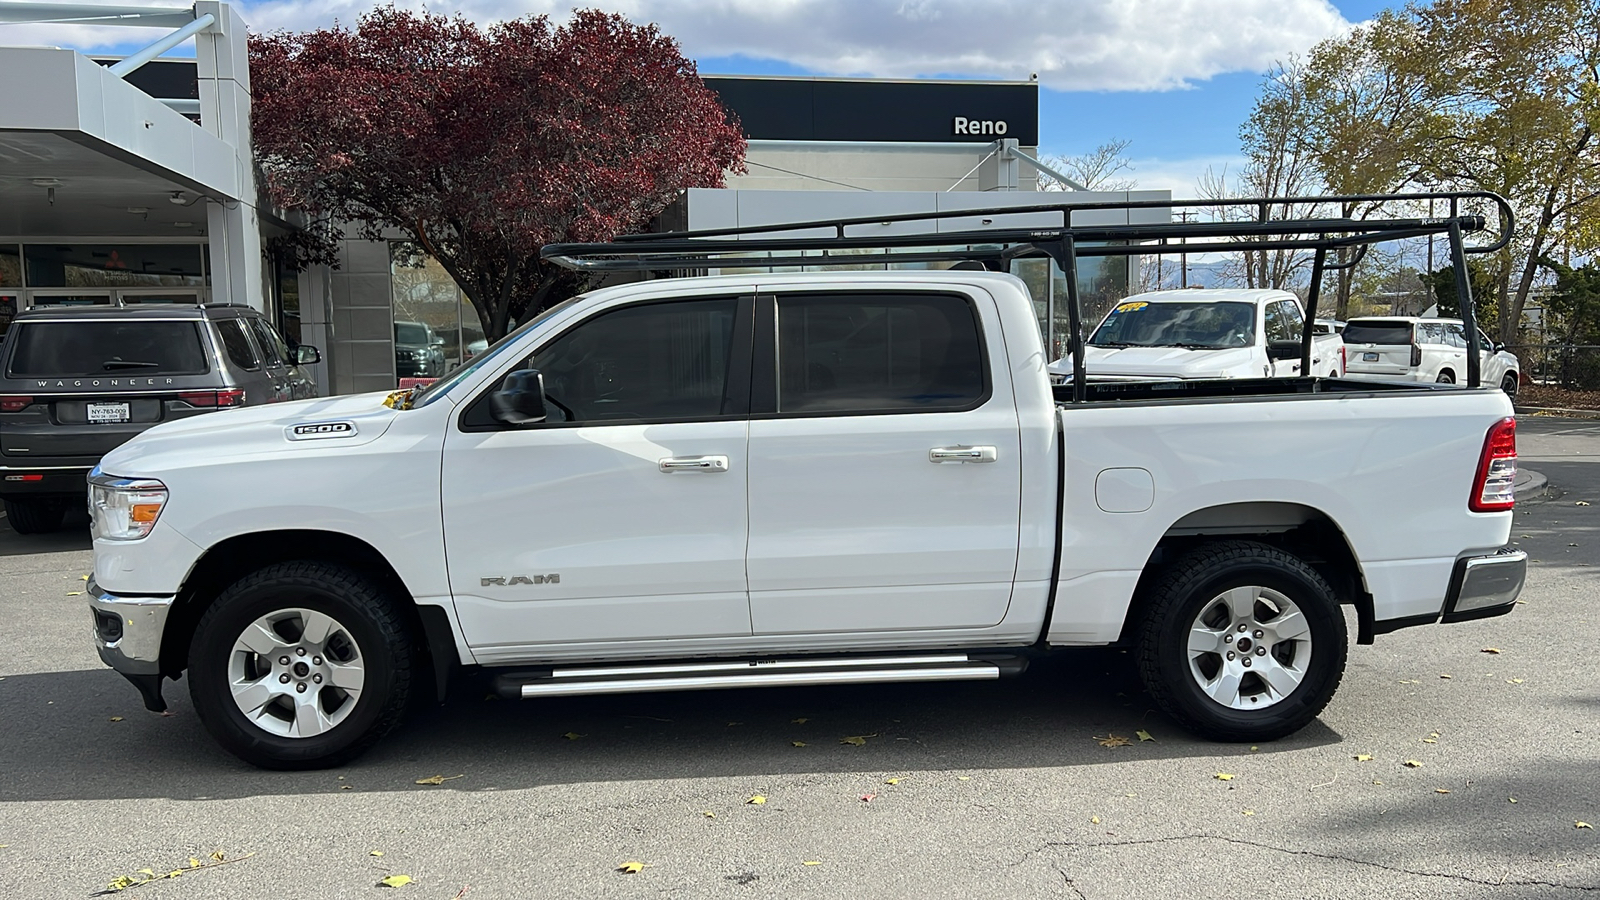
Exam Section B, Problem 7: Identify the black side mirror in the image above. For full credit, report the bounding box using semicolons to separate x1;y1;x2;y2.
294;345;322;365
1493;341;1506;353
1266;339;1303;361
491;368;547;425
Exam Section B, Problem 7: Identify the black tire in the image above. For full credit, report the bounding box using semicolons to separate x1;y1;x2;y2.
1436;370;1455;384
4;497;67;534
1501;373;1519;398
1135;540;1347;742
188;561;413;769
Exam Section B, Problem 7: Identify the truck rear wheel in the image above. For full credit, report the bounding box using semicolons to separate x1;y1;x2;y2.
4;497;67;534
188;561;413;769
1135;541;1346;742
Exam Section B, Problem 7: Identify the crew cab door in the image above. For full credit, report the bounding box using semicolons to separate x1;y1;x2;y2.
1264;298;1305;377
441;295;754;654
745;289;1022;634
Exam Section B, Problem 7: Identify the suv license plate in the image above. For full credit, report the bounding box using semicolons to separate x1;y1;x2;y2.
87;401;131;424
1362;351;1379;361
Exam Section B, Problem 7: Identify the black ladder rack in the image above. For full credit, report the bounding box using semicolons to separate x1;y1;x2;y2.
541;191;1514;400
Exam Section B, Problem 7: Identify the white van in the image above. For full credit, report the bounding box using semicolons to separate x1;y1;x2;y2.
1342;317;1520;396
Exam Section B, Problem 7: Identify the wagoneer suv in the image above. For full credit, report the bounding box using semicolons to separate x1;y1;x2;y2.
0;304;319;533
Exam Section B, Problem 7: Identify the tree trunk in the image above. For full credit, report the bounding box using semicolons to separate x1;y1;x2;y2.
1506;184;1560;343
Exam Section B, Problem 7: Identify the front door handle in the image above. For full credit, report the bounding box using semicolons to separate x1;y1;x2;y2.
659;455;729;473
929;445;997;463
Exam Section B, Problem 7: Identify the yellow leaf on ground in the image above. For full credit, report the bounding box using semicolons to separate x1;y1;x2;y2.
884;778;901;785
1508;678;1525;684
1509;797;1517;803
1096;734;1131;748
1090;816;1101;825
109;717;123;722
340;785;353;790
617;862;647;874
791;741;807;747
370;851;384;857
802;860;822;866
1481;648;1502;654
957;776;971;781
1242;809;1255;816
840;734;876;746
106;875;136;891
562;732;584;740
1136;730;1155;742
1214;773;1235;781
1354;754;1374;762
747;795;767;805
1578;822;1593;830
1435;788;1452;794
1404;760;1423;768
1422;739;1437;744
1440;674;1452;679
413;774;464;785
187;859;201;869
209;851;225;862
702;811;715;818
66;592;83;596
378;874;413;888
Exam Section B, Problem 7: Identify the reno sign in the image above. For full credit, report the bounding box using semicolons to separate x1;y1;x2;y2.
953;117;1009;137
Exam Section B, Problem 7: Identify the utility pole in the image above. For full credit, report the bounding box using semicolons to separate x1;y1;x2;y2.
1176;211;1195;288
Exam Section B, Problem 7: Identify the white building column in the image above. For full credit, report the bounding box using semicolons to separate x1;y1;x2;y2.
193;1;261;308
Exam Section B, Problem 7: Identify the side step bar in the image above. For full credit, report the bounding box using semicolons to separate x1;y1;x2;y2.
491;653;1022;700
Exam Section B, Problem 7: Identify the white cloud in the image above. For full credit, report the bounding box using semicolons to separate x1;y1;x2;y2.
4;0;1355;92
1115;154;1248;198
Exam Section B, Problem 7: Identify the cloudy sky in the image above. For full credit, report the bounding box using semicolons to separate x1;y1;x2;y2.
4;0;1391;195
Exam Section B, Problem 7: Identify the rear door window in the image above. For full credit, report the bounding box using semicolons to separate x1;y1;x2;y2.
247;318;288;367
5;321;208;378
1342;321;1413;345
215;318;260;370
775;292;987;414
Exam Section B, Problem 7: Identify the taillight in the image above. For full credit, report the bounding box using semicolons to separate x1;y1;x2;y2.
0;395;31;412
1339;345;1346;373
1411;344;1422;367
1470;417;1517;512
179;389;245;408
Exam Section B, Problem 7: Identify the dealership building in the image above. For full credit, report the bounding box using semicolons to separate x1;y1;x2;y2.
0;2;1168;393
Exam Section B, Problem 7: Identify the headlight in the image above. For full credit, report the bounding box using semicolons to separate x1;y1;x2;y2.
88;474;168;541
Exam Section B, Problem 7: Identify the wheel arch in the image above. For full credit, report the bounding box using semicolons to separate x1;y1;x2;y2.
1118;501;1375;645
160;529;457;700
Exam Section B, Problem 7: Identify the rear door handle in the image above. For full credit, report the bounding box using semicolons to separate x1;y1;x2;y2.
659;455;729;473
929;445;997;463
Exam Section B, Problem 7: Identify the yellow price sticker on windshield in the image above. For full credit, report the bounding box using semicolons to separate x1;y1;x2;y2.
1113;301;1149;313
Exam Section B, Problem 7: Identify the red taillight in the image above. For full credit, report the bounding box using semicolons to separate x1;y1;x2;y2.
0;395;32;412
1339;345;1346;373
1411;344;1422;367
179;389;245;408
1470;417;1517;512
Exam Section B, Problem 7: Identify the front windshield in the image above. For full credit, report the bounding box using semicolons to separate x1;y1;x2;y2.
409;296;585;408
1089;300;1255;350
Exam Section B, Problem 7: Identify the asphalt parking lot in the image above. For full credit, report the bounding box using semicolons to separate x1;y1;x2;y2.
1;416;1596;900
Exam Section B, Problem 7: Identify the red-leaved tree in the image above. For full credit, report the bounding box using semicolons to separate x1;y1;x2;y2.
250;7;746;339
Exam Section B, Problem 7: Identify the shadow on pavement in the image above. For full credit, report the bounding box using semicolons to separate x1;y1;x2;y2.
0;650;1341;803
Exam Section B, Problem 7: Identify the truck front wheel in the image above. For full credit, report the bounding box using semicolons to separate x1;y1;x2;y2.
1136;541;1347;742
188;561;413;769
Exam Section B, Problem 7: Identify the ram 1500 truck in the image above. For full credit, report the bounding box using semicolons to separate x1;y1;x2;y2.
87;195;1527;769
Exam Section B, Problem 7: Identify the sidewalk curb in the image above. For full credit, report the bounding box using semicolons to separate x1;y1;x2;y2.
1515;405;1600;420
1515;469;1548;502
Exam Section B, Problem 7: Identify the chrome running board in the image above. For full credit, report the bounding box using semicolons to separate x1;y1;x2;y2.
491;653;1010;699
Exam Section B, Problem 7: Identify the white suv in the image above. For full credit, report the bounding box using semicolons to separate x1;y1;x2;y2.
1342;317;1520;396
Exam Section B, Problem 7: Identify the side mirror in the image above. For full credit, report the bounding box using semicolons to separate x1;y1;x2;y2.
490;368;547;425
1266;339;1302;361
1493;341;1506;353
294;345;322;365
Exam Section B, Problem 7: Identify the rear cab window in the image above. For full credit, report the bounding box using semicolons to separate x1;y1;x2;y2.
5;320;209;379
1342;321;1414;345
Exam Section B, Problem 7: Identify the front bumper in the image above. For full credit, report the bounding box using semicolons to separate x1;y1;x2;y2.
88;579;173;711
1441;548;1527;623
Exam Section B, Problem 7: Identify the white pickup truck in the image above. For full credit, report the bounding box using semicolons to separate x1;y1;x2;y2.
1046;288;1346;383
87;197;1527;769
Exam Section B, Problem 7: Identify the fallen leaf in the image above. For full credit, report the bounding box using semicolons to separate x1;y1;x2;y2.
839;734;876;746
1440;674;1453;679
617;862;647;874
1354;754;1374;762
702;811;715;818
883;778;901;785
746;795;767;805
1509;797;1517;803
726;722;742;727
791;741;807;747
1578;822;1593;830
802;860;822;866
791;718;809;724
1135;730;1155;742
1422;738;1437;744
1096;734;1131;748
1373;780;1383;785
340;785;353;790
1242;809;1255;816
370;851;384;857
1090;815;1101;825
1398;679;1420;684
66;591;83;596
209;851;225;862
413;774;464;785
957;776;971;781
1249;746;1259;752
860;793;876;803
1214;773;1235;781
187;859;200;869
1508;678;1525;684
378;875;413;888
1435;788;1452;794
1481;648;1502;655
1404;760;1423;768
561;732;584;741
109;717;122;722
1576;500;1590;506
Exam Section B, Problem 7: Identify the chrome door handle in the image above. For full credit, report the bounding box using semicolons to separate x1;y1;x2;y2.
659;455;729;473
929;445;997;463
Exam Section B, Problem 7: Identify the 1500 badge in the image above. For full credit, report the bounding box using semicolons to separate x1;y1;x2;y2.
287;421;357;440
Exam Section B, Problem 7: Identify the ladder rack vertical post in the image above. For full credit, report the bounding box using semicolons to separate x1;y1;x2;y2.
1056;235;1087;403
1300;247;1327;375
1448;219;1482;388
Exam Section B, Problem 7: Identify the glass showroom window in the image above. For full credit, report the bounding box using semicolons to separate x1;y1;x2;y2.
390;243;487;378
0;245;19;339
22;244;205;289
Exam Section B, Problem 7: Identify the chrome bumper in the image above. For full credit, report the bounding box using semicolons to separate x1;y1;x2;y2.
1443;549;1527;623
88;579;173;677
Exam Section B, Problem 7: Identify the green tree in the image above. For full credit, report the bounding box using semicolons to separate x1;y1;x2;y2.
1421;262;1500;333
